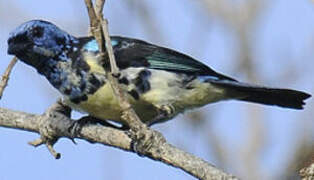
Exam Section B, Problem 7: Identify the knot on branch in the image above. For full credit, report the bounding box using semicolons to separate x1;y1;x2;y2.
28;100;73;159
39;101;71;138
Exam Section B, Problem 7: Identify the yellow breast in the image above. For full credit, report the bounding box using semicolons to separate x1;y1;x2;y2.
73;83;123;120
71;53;123;120
66;54;158;123
67;83;158;124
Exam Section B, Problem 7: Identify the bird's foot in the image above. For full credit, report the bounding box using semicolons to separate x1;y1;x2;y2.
126;127;166;156
69;116;127;139
147;104;176;126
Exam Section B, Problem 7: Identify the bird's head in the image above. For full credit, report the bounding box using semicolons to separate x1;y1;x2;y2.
7;20;78;70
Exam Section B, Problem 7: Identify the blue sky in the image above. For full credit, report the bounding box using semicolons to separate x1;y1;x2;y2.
0;0;313;179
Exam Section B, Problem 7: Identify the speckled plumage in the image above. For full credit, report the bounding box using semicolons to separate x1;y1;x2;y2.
7;20;311;126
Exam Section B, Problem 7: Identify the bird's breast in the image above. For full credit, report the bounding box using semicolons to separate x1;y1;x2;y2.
66;82;123;121
65;80;159;123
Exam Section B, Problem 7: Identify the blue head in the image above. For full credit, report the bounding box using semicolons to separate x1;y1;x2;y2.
7;20;78;70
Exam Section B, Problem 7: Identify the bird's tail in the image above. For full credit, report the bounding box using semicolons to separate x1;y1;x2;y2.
209;80;311;109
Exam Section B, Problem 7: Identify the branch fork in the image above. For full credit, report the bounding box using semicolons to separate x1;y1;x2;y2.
28;100;73;159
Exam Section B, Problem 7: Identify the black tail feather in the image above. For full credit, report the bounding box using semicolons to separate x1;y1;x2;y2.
210;80;311;109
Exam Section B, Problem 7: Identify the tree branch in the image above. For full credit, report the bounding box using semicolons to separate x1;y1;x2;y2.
0;106;237;180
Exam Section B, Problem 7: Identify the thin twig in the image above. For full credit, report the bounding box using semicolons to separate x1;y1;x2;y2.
95;0;105;19
84;0;105;52
101;19;119;75
84;0;144;130
84;0;99;28
46;142;61;159
28;138;44;147
0;57;17;99
101;19;144;129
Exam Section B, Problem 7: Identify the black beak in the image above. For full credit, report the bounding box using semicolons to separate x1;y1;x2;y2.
7;37;15;55
7;33;32;56
7;42;20;55
7;40;32;57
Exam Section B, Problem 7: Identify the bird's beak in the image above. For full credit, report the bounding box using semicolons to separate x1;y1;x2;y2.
7;40;29;56
7;41;18;55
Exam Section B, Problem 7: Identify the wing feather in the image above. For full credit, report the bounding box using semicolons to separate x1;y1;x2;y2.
81;36;236;81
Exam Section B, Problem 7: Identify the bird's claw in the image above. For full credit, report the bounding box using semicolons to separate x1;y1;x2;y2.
147;104;176;126
126;128;165;156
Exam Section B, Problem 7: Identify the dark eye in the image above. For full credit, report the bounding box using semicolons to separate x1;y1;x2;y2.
31;27;44;38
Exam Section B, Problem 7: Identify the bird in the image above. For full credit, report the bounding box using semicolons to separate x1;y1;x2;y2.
7;20;311;126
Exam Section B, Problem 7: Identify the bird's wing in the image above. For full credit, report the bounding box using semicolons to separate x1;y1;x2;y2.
111;36;236;81
80;36;236;81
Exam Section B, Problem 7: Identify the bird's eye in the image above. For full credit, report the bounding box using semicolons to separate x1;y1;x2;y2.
31;27;44;38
